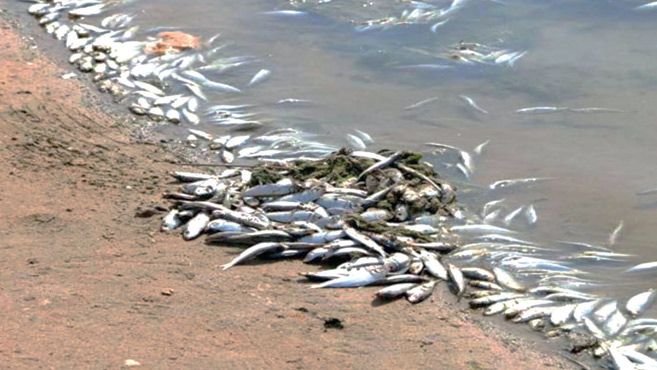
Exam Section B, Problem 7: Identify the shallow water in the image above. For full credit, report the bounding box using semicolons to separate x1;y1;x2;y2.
118;0;657;301
22;0;657;323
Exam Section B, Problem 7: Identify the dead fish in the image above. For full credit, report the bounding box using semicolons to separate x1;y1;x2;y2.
430;19;449;32
637;187;657;196
222;242;285;270
447;263;465;296
473;140;490;155
458;95;488;114
420;250;449;281
248;69;271;86
627;290;656;317
636;1;657;10
608;220;624;246
406;281;437;304
375;283;418;300
244;179;297;197
183;212;210;240
261;10;308;16
404;97;439;110
493;267;525;291
550;304;577;326
489;177;556;191
344;227;386;257
515;106;568;114
311;265;386;288
358;151;403;181
346;134;366;150
220;149;234;164
525;204;538;225
626;262;657;273
460;267;495;281
69;4;105;17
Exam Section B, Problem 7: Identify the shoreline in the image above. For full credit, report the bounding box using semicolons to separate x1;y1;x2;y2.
0;4;578;369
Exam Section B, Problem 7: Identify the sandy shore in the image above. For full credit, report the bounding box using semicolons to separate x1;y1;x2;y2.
0;5;581;369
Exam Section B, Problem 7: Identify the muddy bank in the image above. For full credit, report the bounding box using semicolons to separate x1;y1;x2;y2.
0;6;578;369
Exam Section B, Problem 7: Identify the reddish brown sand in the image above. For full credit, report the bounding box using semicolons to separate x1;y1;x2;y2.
0;9;581;369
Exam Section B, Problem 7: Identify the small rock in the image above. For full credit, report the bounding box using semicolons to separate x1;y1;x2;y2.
161;288;174;296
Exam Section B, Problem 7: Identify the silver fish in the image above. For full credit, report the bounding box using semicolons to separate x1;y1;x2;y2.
515;106;568;114
222;242;285;270
375;283;418;300
627;290;656;317
459;95;488;114
447;263;465;296
311;265;386;288
493;267;525;291
608;220;624;246
344;227;386;257
346;134;366;150
183;212;210;240
248;69;271;86
404;97;439;110
420;250;449;281
489;177;556;191
406;281;437;304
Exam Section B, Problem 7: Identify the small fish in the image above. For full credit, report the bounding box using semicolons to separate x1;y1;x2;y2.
447;263;465;297
344;227;386;257
636;1;657;10
376;283;418;300
608;220;624;246
458;95;488;114
248;69;271;86
261;10;308;16
222;242;285;270
503;206;524;226
183;212;210;240
69;4;105;17
311;266;386;288
404;97;439;110
626;261;657;273
489;177;555;190
626;290;656;317
525;204;537;225
346;134;366;150
184;83;207;101
460;267;495;281
354;129;374;144
550;304;576;326
182;109;200;124
473;140;490;155
406;281;437;304
637;187;657;196
493;267;525;291
430;19;449;32
515;106;568;114
420;250;449;281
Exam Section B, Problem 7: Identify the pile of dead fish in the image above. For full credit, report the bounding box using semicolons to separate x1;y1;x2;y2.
27;0;271;127
161;148;657;369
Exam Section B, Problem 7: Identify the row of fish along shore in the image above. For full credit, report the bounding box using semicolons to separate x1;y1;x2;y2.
0;4;580;370
10;1;657;370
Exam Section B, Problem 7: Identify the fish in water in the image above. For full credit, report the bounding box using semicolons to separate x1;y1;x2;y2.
249;69;271;86
459;95;488;114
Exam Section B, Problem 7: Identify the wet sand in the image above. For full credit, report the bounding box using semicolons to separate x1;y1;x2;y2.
0;7;580;369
